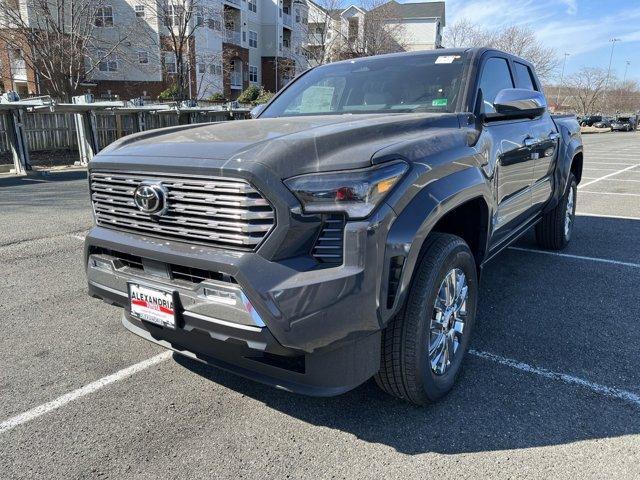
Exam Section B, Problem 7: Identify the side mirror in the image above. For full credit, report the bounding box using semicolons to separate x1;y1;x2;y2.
250;104;265;119
493;88;547;119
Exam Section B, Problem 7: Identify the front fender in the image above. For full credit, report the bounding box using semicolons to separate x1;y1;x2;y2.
379;167;492;325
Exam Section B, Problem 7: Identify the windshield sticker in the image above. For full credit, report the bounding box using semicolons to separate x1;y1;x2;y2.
435;55;461;64
432;98;448;107
299;86;335;113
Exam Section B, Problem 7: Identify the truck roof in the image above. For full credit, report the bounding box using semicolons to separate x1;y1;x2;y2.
329;47;534;69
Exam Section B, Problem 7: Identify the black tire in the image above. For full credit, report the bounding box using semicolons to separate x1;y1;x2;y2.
535;174;577;250
374;233;478;406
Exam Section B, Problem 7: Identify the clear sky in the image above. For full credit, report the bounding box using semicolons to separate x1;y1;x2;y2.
405;0;640;83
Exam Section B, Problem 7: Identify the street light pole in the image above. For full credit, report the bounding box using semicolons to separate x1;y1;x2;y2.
623;60;630;84
604;38;620;113
556;52;570;109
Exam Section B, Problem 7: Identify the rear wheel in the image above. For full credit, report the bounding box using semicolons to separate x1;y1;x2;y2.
535;174;577;250
375;233;478;405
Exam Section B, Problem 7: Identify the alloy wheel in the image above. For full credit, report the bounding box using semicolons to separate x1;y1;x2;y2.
429;268;468;375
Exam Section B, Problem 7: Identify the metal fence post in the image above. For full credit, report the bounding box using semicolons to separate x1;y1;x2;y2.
72;94;99;166
1;91;31;175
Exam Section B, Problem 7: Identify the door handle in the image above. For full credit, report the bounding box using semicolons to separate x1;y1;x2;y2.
548;132;561;141
523;137;536;147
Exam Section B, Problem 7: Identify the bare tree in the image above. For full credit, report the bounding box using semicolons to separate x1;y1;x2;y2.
444;19;559;81
302;0;408;68
343;0;407;58
565;67;608;115
607;78;640;115
138;0;223;100
0;0;143;100
301;0;343;67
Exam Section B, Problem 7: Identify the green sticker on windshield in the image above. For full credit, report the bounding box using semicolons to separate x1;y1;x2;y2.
432;98;448;107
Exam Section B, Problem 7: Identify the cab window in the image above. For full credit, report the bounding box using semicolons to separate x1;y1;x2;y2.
514;62;536;91
478;57;514;114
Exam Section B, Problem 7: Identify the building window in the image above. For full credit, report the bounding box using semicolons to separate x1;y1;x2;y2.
209;64;222;75
198;63;206;74
164;52;177;73
249;65;258;83
248;0;257;13
94;6;113;27
98;53;117;72
195;6;203;26
138;51;149;64
165;4;184;27
295;8;300;22
207;18;221;30
134;5;145;18
242;31;246;42
248;30;257;48
348;17;358;41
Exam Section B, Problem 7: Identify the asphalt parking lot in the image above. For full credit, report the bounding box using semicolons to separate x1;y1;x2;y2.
1;132;639;479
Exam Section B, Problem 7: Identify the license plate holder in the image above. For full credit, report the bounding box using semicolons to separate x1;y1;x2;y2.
128;283;178;329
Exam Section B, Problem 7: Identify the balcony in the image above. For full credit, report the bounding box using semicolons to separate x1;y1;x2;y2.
307;33;323;45
224;29;241;45
282;12;292;28
224;0;240;7
10;60;27;81
230;71;243;89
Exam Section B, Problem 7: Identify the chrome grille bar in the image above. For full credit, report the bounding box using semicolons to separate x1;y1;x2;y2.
90;171;275;249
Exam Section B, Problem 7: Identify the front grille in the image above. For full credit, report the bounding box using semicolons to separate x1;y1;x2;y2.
89;171;275;250
90;247;234;285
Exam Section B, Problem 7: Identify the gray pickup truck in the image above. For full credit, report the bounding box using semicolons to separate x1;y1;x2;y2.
85;48;583;405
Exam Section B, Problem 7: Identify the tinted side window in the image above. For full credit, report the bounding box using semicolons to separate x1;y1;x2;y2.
514;62;536;90
478;57;514;114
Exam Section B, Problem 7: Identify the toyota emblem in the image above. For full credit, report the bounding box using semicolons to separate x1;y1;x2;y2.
133;181;168;215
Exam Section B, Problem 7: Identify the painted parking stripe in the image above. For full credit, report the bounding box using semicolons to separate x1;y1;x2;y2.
0;352;172;435
469;350;640;407
580;178;640;183
508;246;640;269
576;212;640;220
578;164;640;189
580;191;640;197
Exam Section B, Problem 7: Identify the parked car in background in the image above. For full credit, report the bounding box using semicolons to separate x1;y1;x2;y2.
580;115;602;127
84;48;583;405
611;116;637;132
593;117;612;129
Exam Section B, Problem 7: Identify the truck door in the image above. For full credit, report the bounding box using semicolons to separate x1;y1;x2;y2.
512;61;559;211
475;56;536;248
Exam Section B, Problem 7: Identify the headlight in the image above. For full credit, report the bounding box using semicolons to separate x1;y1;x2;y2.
284;161;408;219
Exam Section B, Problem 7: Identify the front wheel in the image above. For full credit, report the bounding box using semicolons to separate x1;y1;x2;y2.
535;174;577;250
375;233;478;405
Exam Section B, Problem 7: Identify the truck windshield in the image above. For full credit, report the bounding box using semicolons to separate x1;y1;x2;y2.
260;53;467;118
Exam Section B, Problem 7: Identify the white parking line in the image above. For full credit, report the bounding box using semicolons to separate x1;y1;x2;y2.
584;162;638;166
580;191;640;197
469;350;640;407
508;246;640;269
581;178;640;183
576;212;640;220
0;352;172;435
578;164;639;189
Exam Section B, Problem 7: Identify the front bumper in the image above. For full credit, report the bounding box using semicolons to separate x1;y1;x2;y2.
85;203;394;395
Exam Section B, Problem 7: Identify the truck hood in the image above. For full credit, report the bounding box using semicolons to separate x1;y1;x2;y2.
97;113;461;178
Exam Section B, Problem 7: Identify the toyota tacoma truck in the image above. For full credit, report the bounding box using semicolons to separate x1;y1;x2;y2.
85;48;583;405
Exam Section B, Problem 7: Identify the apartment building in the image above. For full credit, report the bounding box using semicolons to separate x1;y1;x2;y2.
305;0;444;65
1;0;310;100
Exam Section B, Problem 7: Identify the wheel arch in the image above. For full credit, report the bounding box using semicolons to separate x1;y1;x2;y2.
380;168;491;326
